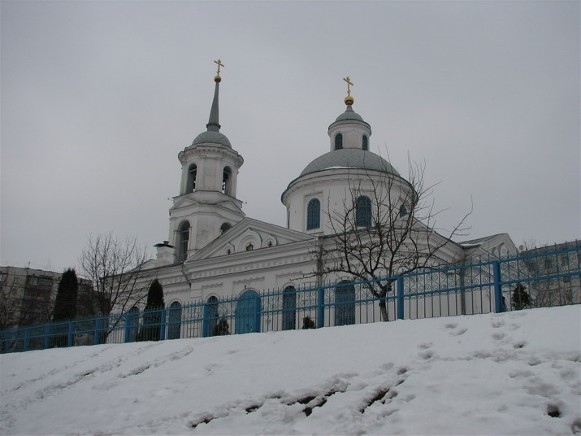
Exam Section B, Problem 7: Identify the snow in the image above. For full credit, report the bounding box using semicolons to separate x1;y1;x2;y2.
1;306;580;435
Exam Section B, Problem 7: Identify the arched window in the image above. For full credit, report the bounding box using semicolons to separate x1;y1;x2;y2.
399;204;408;218
220;222;232;235
167;302;182;340
335;133;343;150
335;281;355;326
282;286;296;330
222;166;232;196
186;163;197;193
362;135;368;151
204;296;219;337
306;198;321;230
355;196;372;228
125;306;140;343
177;221;190;263
235;290;261;334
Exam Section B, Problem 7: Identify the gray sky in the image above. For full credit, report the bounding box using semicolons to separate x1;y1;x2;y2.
1;1;579;272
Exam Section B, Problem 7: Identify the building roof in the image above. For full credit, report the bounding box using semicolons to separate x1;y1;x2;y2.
300;149;399;177
334;105;364;122
192;131;232;147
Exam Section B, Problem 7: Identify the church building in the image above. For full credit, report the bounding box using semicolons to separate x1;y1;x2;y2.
140;61;517;328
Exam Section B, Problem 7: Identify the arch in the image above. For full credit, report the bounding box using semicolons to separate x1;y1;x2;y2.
176;221;190;263
334;281;355;326
186;163;197;193
306;198;321;230
222;166;232;196
282;286;297;330
355;196;372;228
220;222;232;235
204;296;219;337
362;135;368;151
125;306;140;343
167;301;182;340
334;133;343;150
235;290;261;334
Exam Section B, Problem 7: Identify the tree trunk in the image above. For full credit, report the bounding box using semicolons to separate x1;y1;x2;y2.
378;298;389;322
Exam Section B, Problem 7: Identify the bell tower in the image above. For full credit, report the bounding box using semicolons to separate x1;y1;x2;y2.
165;60;245;264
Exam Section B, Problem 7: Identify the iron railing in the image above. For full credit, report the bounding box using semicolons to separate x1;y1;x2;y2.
2;242;579;353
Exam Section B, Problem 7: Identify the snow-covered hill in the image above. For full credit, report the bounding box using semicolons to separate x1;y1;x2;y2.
1;306;580;435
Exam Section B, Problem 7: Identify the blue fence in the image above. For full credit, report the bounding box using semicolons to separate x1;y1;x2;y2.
2;243;579;353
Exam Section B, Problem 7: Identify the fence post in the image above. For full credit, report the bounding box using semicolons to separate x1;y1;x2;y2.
23;328;30;352
159;308;167;341
93;318;100;345
44;324;50;349
396;276;405;320
317;286;325;328
67;321;74;347
493;260;504;313
124;312;131;343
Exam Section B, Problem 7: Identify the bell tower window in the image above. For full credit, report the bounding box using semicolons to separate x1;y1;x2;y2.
177;221;190;263
335;133;343;150
186;164;197;193
222;166;232;195
362;135;368;151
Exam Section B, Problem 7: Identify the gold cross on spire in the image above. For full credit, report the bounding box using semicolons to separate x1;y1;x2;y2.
343;76;353;96
343;76;354;106
214;59;224;81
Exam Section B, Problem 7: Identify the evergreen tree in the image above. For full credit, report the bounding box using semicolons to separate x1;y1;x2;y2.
212;318;230;336
512;283;532;310
52;268;79;347
137;279;165;341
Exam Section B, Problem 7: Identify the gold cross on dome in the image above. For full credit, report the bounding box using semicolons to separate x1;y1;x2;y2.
214;59;224;77
343;76;354;96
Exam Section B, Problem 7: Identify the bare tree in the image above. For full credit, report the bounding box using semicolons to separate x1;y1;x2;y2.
79;233;150;337
317;157;470;321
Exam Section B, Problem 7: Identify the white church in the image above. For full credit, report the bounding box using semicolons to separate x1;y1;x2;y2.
138;62;517;333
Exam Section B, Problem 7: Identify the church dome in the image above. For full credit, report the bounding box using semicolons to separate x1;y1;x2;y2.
334;105;365;123
192;130;232;148
300;148;399;177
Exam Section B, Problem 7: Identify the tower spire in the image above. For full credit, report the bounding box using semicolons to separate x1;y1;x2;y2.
206;59;224;132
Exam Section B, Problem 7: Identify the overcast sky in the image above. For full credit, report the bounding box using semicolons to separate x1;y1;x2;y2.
1;1;579;272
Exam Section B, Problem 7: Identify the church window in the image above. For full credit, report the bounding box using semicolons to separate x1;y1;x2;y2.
220;222;232;234
222;166;232;196
177;221;190;263
282;286;296;330
355;196;372;228
362;135;368;151
335;281;355;326
335;133;343;150
167;302;182;340
186;164;197;193
306;198;321;230
399;204;408;218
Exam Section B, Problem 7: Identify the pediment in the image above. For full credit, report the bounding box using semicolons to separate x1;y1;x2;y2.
187;218;312;261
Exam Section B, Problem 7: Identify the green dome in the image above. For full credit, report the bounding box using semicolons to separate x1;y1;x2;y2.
300;149;399;177
192;131;232;148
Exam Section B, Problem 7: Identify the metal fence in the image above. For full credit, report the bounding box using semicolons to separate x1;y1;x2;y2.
2;242;579;353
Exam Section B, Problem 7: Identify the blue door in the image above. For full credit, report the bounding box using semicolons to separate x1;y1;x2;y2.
235;290;261;334
335;281;355;326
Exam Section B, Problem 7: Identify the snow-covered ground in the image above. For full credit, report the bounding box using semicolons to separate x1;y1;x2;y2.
1;306;580;435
